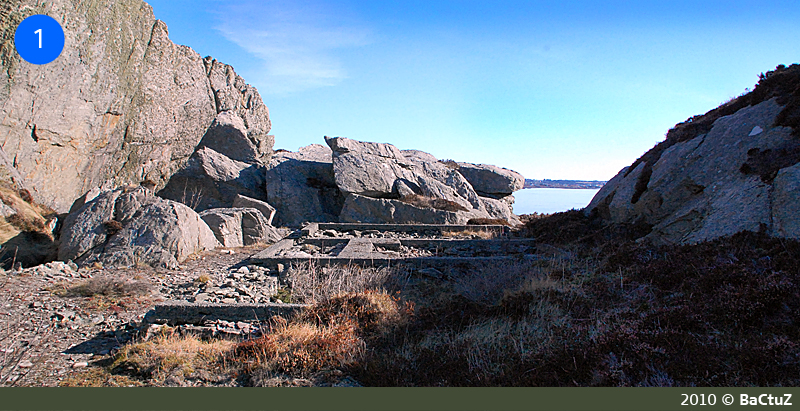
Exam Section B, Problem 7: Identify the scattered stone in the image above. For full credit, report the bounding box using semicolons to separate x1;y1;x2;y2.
18;360;34;368
71;361;89;369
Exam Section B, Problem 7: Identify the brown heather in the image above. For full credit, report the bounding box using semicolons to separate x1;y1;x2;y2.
82;209;800;386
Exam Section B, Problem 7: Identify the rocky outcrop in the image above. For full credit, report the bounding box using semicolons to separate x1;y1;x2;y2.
157;147;266;212
586;64;800;244
326;136;523;224
58;187;219;268
0;0;271;213
339;194;484;225
456;162;524;198
264;137;525;226
199;207;282;248
197;110;274;164
265;144;343;226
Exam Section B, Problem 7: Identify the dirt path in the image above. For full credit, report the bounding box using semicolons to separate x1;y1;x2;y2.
0;247;254;386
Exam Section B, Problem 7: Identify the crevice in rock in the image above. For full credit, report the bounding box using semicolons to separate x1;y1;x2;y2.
630;163;652;205
739;145;800;183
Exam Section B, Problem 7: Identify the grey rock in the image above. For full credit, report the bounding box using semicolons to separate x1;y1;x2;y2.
773;162;800;238
158;146;266;212
479;196;521;226
197;111;273;164
232;194;276;225
58;187;219;268
587;98;799;244
456;162;525;196
339;193;487;225
326;136;485;212
327;136;415;197
265;144;343;226
0;0;271;213
200;207;283;247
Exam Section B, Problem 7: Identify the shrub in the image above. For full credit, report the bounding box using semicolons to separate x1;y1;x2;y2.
59;276;149;298
103;220;123;235
438;159;460;169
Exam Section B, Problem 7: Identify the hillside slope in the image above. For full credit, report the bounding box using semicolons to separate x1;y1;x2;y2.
587;64;800;244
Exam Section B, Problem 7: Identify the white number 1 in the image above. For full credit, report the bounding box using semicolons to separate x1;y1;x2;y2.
34;29;41;48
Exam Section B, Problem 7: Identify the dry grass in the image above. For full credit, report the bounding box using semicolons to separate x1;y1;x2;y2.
111;331;235;385
467;217;510;227
231;316;364;384
287;262;407;304
441;228;498;239
56;276;150;298
59;368;144;387
229;290;411;386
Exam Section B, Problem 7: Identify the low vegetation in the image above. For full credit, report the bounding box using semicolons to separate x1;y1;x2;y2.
0;182;59;269
74;209;800;386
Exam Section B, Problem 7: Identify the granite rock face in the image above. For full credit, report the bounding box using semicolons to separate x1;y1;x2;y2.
587;97;800;244
0;0;271;213
157;147;266;212
197;110;274;164
325;136;523;224
265;144;344;227
58;187;219;268
338;194;485;225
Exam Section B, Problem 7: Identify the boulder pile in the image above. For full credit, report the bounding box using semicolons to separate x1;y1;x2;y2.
263;137;525;226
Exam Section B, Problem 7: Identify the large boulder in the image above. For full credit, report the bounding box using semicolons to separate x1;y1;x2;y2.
232;194;276;225
196;111;274;164
339;194;485;225
456;162;525;197
0;0;271;213
58;187;219;268
265;144;344;226
587;67;800;245
157;147;265;211
199;207;282;247
326;136;416;197
326;136;520;225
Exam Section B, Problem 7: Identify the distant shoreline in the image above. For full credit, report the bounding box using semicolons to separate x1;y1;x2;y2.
523;179;606;189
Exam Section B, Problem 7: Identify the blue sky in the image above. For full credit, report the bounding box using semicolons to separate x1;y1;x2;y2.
147;0;800;181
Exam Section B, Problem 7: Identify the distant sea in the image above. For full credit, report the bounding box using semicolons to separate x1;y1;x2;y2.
513;188;601;215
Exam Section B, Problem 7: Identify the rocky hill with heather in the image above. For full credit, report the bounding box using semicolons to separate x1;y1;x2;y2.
587;64;800;244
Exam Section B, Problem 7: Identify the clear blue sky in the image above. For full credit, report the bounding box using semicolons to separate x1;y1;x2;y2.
147;0;800;181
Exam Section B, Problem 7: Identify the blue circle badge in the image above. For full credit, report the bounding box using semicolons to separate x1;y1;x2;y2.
14;14;65;65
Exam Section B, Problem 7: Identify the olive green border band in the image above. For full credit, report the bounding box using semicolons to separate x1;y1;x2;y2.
2;387;799;411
